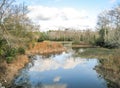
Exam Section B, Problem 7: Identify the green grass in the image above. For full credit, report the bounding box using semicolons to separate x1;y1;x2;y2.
75;48;116;59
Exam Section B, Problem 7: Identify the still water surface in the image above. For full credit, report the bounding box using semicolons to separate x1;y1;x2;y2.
13;49;107;88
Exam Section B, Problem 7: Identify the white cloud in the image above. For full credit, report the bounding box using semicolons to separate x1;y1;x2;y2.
53;76;61;82
28;5;96;31
42;84;67;88
110;0;116;3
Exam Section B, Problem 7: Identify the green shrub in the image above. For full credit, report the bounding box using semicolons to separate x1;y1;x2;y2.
17;47;25;54
5;48;17;63
0;49;4;56
5;48;17;57
38;37;44;42
38;32;49;42
72;40;80;44
0;38;7;56
6;57;14;63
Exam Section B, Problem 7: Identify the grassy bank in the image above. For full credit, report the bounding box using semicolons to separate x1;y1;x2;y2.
75;48;116;59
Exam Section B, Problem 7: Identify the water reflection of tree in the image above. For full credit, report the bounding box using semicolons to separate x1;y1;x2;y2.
96;57;120;88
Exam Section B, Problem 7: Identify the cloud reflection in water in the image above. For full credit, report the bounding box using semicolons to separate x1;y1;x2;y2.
29;52;86;72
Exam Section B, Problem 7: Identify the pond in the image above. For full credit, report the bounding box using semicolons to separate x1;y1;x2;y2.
12;49;112;88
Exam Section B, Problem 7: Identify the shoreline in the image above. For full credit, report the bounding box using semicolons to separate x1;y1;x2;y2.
0;55;29;87
0;41;66;87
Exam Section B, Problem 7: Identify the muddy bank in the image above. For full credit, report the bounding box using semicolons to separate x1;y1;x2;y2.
0;55;29;87
0;41;65;87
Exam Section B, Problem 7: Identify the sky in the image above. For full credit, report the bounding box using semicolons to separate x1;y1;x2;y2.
18;0;119;31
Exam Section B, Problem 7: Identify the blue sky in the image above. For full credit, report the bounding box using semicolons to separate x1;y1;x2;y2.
17;0;119;31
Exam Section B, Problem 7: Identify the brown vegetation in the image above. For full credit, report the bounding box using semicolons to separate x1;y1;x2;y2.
0;55;29;86
96;53;120;87
27;41;66;55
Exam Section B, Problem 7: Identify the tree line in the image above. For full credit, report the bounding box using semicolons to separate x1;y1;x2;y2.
38;5;120;48
38;29;98;45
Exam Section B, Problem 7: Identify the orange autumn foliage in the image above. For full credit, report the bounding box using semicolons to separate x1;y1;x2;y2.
27;41;66;55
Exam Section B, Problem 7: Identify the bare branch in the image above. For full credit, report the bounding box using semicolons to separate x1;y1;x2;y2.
0;0;6;10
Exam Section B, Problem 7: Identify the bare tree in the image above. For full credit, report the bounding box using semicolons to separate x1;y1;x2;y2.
97;5;120;48
0;0;15;23
0;0;15;47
